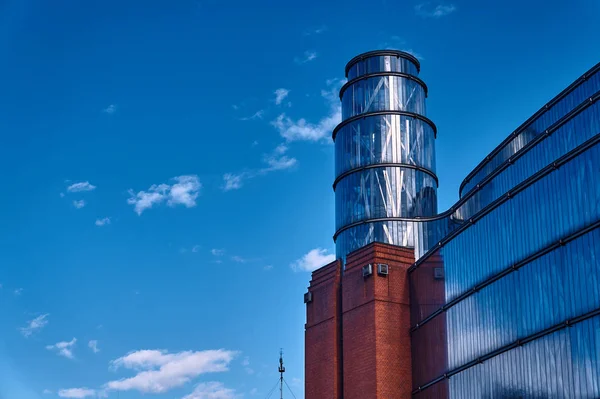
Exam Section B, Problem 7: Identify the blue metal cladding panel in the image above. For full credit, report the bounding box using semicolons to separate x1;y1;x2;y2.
442;142;600;304
446;227;600;370
410;138;600;391
445;316;600;398
460;66;600;197
409;83;600;395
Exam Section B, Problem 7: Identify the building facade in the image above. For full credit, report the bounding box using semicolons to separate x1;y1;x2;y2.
305;50;600;398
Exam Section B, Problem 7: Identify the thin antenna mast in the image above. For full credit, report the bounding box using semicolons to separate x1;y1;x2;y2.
278;349;286;399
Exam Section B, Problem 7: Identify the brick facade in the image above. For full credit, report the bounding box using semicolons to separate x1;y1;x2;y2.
305;259;343;399
305;243;415;399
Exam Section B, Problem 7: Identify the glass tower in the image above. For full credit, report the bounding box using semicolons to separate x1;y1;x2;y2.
334;50;438;258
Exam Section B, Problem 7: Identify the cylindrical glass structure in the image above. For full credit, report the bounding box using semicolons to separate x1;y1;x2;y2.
334;50;438;258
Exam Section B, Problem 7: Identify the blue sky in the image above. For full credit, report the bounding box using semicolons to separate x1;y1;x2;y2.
0;0;599;398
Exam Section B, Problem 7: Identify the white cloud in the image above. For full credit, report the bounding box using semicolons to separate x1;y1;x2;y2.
222;144;297;191
211;249;225;256
240;110;264;121
263;265;273;271
14;288;23;296
192;245;201;253
291;248;336;272
222;173;246;192
231;256;246;263
271;79;344;142
262;154;297;172
274;88;290;105
105;349;237;394
58;388;96;398
89;340;100;353
182;382;237;399
67;182;96;193
103;104;117;114
95;217;111;226
73;200;86;209
415;2;456;18
46;338;77;359
43;389;52;395
295;50;317;64
20;314;49;337
127;175;201;215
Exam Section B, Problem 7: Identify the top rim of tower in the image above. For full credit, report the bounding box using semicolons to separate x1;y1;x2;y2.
345;50;421;77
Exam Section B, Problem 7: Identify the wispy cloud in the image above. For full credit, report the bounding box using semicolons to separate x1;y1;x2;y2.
95;217;111;226
222;144;297;191
291;248;336;272
43;389;52;395
271;79;344;142
127;175;201;215
57;388;96;398
14;288;23;296
240;110;265;121
88;340;100;353
274;88;290;105
67;181;96;193
73;200;86;209
303;26;327;36
414;2;456;18
103;104;117;114
241;356;254;375
46;338;77;359
294;50;317;64
231;256;246;263
263;265;273;271
223;173;245;191
20;314;49;337
182;382;238;399
192;245;201;253
105;349;237;394
211;248;225;256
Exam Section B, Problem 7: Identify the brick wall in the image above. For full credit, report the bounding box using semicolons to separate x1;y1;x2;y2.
305;243;415;399
305;259;343;399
